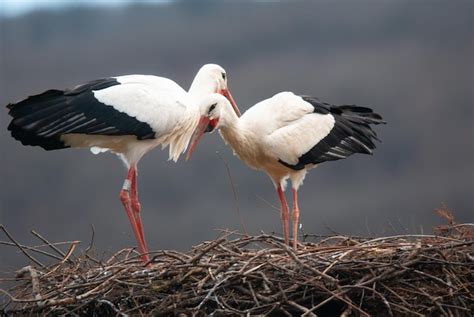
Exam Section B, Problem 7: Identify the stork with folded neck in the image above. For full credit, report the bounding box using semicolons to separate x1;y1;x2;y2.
187;92;385;249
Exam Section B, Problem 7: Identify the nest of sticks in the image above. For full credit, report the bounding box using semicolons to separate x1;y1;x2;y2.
1;214;473;316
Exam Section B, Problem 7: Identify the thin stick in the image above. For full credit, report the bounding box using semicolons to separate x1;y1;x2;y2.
85;224;95;254
30;230;67;258
0;241;64;261
0;225;45;268
217;151;248;236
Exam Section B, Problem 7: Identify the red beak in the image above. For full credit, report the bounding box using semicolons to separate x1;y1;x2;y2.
219;88;241;117
186;116;211;161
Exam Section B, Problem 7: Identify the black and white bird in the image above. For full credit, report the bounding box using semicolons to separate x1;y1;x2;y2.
6;64;241;263
187;91;385;249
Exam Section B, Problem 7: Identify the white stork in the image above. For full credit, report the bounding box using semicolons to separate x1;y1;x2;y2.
6;64;241;263
187;92;385;249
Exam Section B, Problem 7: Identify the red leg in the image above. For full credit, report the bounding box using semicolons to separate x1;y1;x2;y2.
129;167;149;257
291;188;300;250
120;167;149;263
276;184;290;245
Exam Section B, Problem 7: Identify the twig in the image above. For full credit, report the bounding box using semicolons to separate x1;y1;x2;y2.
0;225;45;268
16;266;42;301
196;276;230;310
341;285;393;317
188;235;228;264
0;241;65;261
217;151;248;236
30;230;66;258
287;300;317;316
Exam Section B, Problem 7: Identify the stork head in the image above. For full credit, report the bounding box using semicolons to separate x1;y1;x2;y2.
189;64;241;117
186;94;232;160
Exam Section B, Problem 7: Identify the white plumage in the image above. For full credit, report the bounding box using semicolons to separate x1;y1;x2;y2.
247;92;336;166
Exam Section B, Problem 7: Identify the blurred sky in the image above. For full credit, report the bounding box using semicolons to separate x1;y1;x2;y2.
0;0;160;17
0;0;473;276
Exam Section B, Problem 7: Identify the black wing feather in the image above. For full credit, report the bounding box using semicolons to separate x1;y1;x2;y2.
279;96;385;170
7;78;155;151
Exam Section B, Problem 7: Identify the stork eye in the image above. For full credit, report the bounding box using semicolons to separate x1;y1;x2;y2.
208;103;217;114
221;72;226;80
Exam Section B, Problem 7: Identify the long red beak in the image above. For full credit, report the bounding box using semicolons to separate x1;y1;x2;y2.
219;88;241;117
186;116;211;161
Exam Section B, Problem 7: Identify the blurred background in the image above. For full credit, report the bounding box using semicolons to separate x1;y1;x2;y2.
0;0;472;273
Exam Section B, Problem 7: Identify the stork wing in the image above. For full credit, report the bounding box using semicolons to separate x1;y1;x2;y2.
264;108;336;167
264;94;384;170
7;76;188;150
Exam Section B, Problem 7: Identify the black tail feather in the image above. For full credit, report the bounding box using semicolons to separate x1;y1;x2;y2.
8;122;69;150
284;96;386;170
7;90;70;150
338;105;386;125
6;77;155;151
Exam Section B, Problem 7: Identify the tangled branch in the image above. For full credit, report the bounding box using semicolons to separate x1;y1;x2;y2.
1;223;473;316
